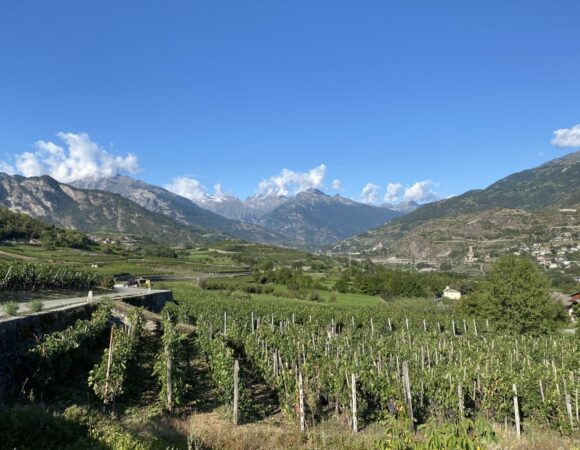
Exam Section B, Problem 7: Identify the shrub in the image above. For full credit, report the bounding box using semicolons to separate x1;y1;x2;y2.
308;291;321;302
29;299;44;313
0;405;98;449
3;301;19;316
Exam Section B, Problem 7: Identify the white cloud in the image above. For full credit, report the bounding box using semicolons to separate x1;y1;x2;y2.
331;179;342;190
380;180;439;204
256;164;327;197
403;180;438;203
359;183;381;204
15;152;44;177
0;161;16;175
213;184;226;200
165;176;210;202
5;132;140;183
384;182;403;203
551;124;580;148
165;178;235;203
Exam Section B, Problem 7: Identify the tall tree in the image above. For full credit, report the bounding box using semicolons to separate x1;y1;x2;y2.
477;255;564;335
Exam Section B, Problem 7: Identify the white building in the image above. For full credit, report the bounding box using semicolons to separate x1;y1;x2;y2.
443;286;461;300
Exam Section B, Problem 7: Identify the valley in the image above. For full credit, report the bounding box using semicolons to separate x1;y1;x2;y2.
2;4;580;448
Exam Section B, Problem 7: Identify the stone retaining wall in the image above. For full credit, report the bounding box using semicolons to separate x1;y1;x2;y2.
0;289;172;404
0;303;99;404
120;290;173;313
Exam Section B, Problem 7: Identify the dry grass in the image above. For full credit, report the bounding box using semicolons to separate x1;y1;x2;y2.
489;423;580;450
179;411;381;450
122;406;580;450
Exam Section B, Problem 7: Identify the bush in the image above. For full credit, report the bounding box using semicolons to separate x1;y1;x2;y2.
29;299;44;313
308;291;321;302
0;405;100;449
3;301;19;316
141;245;177;258
440;261;453;271
465;255;567;335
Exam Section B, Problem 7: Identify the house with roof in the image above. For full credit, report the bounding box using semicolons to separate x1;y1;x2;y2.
442;286;461;300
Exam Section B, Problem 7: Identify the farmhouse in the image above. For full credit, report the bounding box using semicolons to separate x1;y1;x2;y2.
442;285;461;300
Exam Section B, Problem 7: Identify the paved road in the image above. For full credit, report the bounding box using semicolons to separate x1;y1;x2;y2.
0;285;163;319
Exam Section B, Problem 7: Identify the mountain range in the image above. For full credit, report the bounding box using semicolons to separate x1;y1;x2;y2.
0;173;219;245
333;151;580;262
72;176;401;247
3;151;577;254
72;176;290;245
258;189;401;247
0;173;403;248
192;190;289;222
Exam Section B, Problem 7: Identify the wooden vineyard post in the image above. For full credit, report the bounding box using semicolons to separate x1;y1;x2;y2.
224;311;227;335
103;326;115;412
233;359;239;425
458;383;464;417
330;318;335;338
351;373;358;433
298;371;305;432
402;362;414;430
165;313;174;413
539;380;545;404
166;339;173;413
513;384;521;439
452;320;456;336
251;312;254;333
565;393;574;431
576;388;579;423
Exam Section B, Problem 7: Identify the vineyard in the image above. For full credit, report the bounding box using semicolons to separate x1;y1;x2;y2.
167;287;580;439
0;260;113;292
3;283;579;449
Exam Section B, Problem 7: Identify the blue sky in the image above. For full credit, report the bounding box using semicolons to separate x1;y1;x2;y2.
1;1;579;204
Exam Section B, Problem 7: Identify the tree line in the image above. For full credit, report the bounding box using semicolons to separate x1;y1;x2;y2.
0;207;93;249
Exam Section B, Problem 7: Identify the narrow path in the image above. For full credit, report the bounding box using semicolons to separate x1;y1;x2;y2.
0;285;170;319
227;341;281;424
0;249;37;260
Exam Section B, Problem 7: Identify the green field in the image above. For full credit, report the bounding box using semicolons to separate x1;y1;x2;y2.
0;241;327;279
